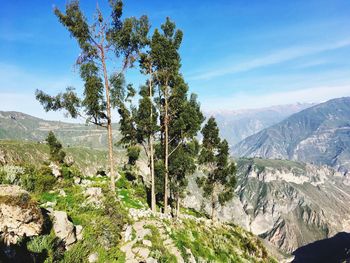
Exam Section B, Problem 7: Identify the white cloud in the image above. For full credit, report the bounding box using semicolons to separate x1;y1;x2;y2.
201;84;350;111
189;39;350;80
0;63;81;122
0;63;80;93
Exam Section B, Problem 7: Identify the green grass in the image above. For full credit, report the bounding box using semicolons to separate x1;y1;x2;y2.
144;224;177;263
170;218;277;263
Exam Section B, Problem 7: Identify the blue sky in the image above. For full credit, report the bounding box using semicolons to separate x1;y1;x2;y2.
1;0;350;120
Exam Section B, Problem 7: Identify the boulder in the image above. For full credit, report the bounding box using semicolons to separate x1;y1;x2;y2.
84;187;103;206
0;185;43;245
52;211;76;248
49;162;61;178
88;252;98;263
76;225;83;241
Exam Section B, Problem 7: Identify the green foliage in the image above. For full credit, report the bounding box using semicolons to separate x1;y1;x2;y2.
170;218;276;263
36;0;149;126
126;145;141;165
144;224;177;262
198;117;236;219
34;173;57;194
26;233;64;262
46;131;66;163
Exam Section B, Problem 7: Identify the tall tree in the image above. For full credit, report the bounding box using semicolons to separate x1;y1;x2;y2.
36;0;149;191
138;39;163;212
150;17;183;214
135;85;158;211
46;131;66;164
198;117;236;220
168;77;204;216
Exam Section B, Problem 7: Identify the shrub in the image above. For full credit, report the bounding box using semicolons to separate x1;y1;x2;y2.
35;173;56;193
0;165;25;185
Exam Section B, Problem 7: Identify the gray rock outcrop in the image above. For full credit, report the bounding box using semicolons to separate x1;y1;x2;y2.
184;159;350;253
52;210;77;248
0;185;43;245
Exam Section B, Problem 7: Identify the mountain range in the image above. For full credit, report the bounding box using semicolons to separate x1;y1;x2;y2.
206;103;313;146
233;97;350;174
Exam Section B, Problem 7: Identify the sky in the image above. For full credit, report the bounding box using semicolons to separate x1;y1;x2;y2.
1;0;350;121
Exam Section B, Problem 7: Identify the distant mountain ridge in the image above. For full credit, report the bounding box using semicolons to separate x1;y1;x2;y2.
233;97;350;174
0;111;121;149
207;103;314;146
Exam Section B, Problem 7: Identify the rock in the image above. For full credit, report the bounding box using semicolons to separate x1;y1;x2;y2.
76;225;83;241
84;187;103;206
185;247;196;263
133;247;150;259
142;239;152;247
124;224;133;242
74;176;82;185
88;252;98;263
52;211;76;248
59;189;66;197
49;162;61;178
0;185;44;245
146;257;158;263
64;155;74;166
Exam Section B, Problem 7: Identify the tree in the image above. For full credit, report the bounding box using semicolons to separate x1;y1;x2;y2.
46;131;66;164
135;85;159;211
150;17;183;214
36;0;149;191
198;117;236;221
168;78;204;217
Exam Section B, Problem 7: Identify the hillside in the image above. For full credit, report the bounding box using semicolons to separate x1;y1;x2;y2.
0;140;126;176
0;111;121;149
208;103;313;146
232;97;350;174
3;140;350;258
184;158;350;254
0;162;277;263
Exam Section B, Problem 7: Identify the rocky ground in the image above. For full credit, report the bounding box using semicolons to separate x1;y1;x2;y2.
0;162;278;263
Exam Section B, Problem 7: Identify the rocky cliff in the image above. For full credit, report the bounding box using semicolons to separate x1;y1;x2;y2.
184;158;350;253
232;97;350;174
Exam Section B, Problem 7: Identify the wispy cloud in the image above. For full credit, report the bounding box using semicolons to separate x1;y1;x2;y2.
294;59;328;69
189;39;350;80
0;63;82;121
0;63;80;92
201;84;350;111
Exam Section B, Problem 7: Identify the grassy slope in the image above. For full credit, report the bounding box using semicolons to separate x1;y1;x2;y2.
0;140;126;176
0;111;121;149
32;174;277;262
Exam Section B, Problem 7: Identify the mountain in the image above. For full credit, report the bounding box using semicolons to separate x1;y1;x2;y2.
207;103;313;146
184;158;350;254
232;97;350;174
0;111;121;149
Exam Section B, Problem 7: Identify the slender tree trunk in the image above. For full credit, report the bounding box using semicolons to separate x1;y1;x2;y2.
164;83;169;215
101;47;115;192
148;70;156;212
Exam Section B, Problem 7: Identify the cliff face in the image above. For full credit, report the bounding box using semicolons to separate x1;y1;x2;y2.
232;97;350;175
184;158;350;253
